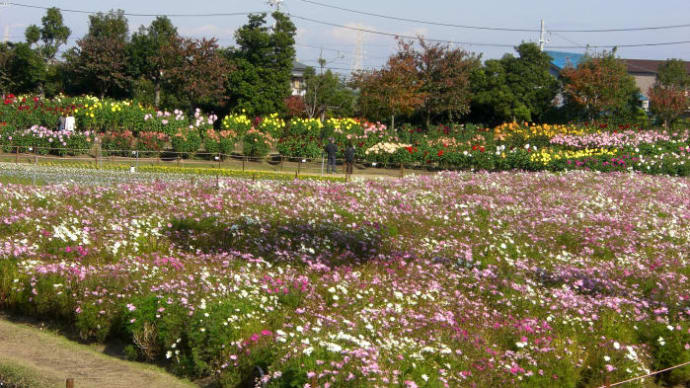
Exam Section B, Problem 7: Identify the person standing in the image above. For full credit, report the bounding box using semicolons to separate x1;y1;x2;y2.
325;138;338;173
345;142;355;175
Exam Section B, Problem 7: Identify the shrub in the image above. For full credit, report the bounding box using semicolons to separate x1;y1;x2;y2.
136;131;169;156
203;129;237;157
171;128;202;157
243;128;275;158
101;130;136;156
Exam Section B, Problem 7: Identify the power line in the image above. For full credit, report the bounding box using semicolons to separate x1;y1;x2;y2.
7;2;259;17
296;0;690;33
290;13;690;49
8;2;690;50
296;0;538;32
288;14;517;47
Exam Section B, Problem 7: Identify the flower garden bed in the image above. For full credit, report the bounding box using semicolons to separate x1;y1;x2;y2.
0;170;689;386
4;94;690;177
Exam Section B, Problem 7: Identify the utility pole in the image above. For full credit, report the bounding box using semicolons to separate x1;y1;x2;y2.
539;19;545;51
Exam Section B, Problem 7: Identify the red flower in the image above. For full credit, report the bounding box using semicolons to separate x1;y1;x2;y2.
406;146;414;154
472;145;478;151
7;93;14;98
437;150;444;157
33;96;39;103
480;146;485;152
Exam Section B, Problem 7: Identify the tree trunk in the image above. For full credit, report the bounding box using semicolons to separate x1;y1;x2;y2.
426;109;431;130
391;114;395;133
154;81;161;108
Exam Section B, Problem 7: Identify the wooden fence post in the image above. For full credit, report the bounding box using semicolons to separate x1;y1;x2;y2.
66;378;75;388
15;146;19;163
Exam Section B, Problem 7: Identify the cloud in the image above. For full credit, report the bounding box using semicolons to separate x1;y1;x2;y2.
179;24;236;39
328;22;378;45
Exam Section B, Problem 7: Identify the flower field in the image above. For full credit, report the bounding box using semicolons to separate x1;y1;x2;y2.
3;95;690;176
1;167;689;387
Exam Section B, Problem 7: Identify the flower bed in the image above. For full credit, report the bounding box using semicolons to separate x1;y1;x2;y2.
1;171;689;386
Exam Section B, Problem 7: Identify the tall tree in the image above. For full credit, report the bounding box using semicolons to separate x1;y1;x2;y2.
471;59;529;124
303;59;355;119
0;43;14;96
226;12;296;115
31;7;71;61
353;42;425;130
561;51;640;122
415;38;480;127
66;37;130;99
648;58;690;127
648;86;688;128
471;42;558;124
87;9;128;41
24;25;40;47
64;10;130;99
129;16;178;107
656;59;690;89
162;36;231;109
6;43;45;93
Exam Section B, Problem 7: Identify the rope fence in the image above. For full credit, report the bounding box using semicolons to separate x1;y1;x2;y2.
0;145;456;179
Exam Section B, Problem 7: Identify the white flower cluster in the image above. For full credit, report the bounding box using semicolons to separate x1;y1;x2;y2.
365;142;411;155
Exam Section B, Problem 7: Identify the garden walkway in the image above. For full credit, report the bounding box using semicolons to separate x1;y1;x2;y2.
0;316;195;388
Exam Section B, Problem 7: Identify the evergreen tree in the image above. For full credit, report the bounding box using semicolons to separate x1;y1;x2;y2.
226;12;296;115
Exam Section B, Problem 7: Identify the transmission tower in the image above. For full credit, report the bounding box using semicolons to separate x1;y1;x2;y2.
352;30;365;72
0;2;8;43
267;0;283;11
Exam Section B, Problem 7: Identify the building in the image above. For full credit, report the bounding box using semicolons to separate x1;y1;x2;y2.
546;51;690;111
291;60;308;96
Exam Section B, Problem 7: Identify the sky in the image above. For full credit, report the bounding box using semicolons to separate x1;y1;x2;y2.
1;0;690;75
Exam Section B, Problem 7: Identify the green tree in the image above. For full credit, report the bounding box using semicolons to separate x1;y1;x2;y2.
471;42;558;124
649;59;690;127
352;42;425;130
561;51;640;122
415;38;480;126
24;25;40;47
87;9;128;41
656;59;690;89
0;43;14;96
226;12;296;115
36;7;71;61
128;16;178;107
303;60;355;119
65;37;130;99
471;59;530;124
64;10;131;98
6;43;46;93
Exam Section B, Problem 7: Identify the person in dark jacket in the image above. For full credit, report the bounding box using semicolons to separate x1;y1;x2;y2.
344;142;355;175
325;138;338;173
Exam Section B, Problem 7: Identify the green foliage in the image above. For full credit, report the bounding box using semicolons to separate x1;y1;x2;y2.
471;43;558;125
226;12;296;116
303;66;356;119
37;7;71;60
171;128;202;157
6;43;46;94
242;129;274;157
656;59;690;89
561;50;641;122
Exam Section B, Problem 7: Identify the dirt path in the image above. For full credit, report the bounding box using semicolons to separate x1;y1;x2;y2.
0;317;196;388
